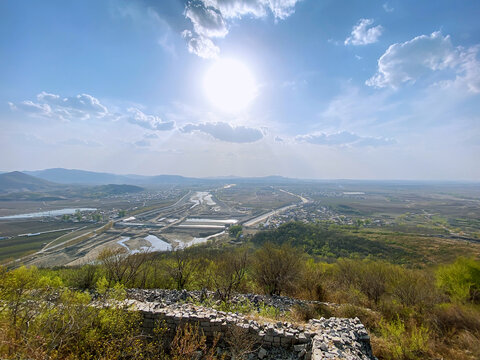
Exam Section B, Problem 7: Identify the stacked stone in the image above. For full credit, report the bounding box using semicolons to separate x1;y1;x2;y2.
131;301;375;360
309;317;375;360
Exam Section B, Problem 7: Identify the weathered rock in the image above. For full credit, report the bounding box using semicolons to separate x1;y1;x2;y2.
258;347;268;359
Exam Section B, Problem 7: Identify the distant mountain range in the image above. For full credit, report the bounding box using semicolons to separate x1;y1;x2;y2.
0;169;477;193
22;168;300;186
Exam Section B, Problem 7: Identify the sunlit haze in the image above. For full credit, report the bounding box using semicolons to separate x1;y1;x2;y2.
204;58;256;113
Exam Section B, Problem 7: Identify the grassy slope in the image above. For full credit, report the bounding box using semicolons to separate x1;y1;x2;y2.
250;221;480;266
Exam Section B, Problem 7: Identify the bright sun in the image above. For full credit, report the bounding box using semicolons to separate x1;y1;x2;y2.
203;58;256;113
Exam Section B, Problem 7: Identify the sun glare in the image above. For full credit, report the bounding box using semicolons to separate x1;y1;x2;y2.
203;58;256;113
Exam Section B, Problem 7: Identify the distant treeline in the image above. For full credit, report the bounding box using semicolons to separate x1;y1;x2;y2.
250;221;408;260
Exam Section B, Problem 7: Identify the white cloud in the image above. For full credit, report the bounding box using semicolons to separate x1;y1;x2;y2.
9;92;108;121
183;0;301;57
38;92;108;118
10;92;176;131
9;101;51;116
383;3;394;13
367;31;480;92
203;0;267;18
345;19;383;46
447;45;480;93
267;0;302;19
296;131;394;147
202;0;300;20
182;30;220;59
181;122;264;143
126;108;175;131
185;2;228;38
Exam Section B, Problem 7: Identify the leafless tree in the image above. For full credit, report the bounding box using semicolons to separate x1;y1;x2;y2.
212;248;248;301
98;247;150;286
253;243;303;296
165;249;199;290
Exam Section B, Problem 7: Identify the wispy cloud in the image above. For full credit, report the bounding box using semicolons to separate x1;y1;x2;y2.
125;108;175;131
182;30;220;59
59;138;103;147
9;92;175;131
113;2;179;57
181;121;264;143
134;139;151;147
9;92;108;121
345;19;383;46
383;3;394;13
296;131;395;147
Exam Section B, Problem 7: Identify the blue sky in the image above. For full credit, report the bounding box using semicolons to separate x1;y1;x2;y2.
1;0;479;179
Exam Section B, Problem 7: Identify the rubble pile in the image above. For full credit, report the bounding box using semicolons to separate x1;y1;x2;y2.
127;297;376;360
126;288;330;311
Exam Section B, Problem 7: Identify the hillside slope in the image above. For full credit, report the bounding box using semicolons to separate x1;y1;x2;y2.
0;171;60;192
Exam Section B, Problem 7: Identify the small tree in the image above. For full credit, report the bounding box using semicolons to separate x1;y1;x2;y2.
98;247;150;287
165;249;199;290
358;261;390;305
335;259;390;305
228;225;243;238
253;243;303;296
212;248;248;301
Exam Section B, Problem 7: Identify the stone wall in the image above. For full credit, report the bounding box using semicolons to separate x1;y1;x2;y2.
129;299;376;360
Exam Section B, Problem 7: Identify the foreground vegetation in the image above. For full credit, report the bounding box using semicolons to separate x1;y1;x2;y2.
1;222;480;359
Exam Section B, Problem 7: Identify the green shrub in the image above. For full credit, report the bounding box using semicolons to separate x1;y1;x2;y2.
0;266;166;359
378;316;430;360
436;257;480;303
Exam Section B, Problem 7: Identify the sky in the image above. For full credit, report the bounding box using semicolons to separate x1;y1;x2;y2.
1;0;479;180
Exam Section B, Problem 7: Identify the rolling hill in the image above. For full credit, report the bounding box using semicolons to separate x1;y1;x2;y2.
0;171;61;193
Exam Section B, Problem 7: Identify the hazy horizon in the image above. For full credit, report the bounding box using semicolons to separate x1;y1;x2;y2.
1;1;479;180
0;167;477;183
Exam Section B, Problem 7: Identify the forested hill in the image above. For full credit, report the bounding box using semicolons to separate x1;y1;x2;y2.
250;221;408;261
